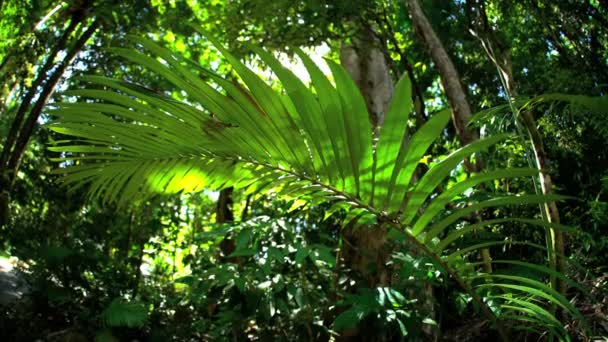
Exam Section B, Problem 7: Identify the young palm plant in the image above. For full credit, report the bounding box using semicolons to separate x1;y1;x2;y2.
46;35;581;340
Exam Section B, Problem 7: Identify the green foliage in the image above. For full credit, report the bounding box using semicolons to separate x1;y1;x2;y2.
99;298;148;328
1;1;606;340
45;35;583;339
175;217;338;340
333;287;418;337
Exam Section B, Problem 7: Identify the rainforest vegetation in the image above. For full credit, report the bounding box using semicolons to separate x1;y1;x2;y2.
1;0;607;341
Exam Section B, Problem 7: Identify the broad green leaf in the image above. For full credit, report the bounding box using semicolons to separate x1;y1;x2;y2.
333;306;367;330
424;194;570;243
402;133;512;225
386;109;451;213
412;168;539;235
374;74;412;208
326;59;373;200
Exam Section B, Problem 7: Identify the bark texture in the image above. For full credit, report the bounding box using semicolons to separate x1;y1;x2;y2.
216;187;235;224
0;6;87;172
340;26;394;127
7;22;98;177
405;0;479;151
338;27;392;342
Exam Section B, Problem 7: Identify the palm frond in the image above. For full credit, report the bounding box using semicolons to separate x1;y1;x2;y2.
47;35;582;339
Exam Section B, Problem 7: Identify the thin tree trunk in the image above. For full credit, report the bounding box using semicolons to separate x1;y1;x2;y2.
0;3;72;103
215;187;240;338
405;0;493;277
340;25;394;128
0;16;94;227
0;15;83;172
171;196;182;277
374;5;428;126
216;187;234;224
132;205;149;298
405;0;479;151
216;187;236;262
340;25;394;285
240;193;252;221
124;211;134;259
337;26;394;342
6;21;98;183
0;51;12;76
466;0;566;296
132;235;145;298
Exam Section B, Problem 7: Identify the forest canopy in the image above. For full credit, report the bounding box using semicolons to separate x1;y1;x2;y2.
1;0;607;341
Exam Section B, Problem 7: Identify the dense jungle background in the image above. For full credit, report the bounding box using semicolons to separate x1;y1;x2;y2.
1;0;608;341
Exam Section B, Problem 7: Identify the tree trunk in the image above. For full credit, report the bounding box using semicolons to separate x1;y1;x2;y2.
339;25;438;341
405;0;479;152
340;25;394;128
216;187;234;224
374;10;428;126
0;2;75;105
405;0;492;277
216;187;237;262
124;211;134;260
6;21;98;182
240;194;252;221
0;21;97;226
466;0;566;296
338;27;392;342
0;16;83;226
0;13;83;172
339;25;394;284
132;204;150;298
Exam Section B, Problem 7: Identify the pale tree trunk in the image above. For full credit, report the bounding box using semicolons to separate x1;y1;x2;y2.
338;26;392;341
340;25;394;128
340;25;395;288
339;25;437;341
467;0;566;296
405;0;493;276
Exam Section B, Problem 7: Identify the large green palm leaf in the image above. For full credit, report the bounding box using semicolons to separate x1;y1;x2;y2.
47;35;581;339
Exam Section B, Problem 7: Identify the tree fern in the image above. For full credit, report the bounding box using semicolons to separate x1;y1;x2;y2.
47;34;583;340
